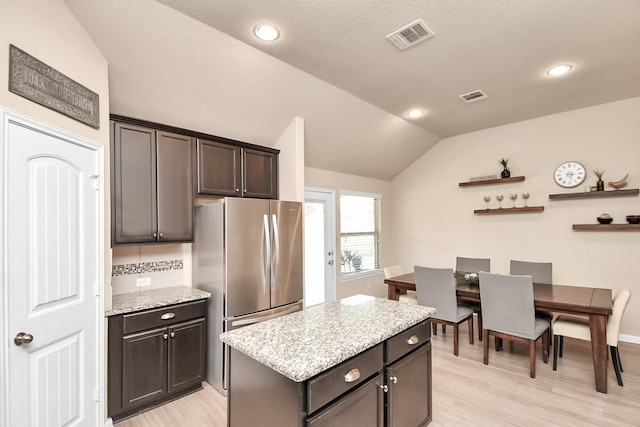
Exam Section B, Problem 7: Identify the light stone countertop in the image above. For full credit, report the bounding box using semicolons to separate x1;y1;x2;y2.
220;295;436;382
105;285;210;316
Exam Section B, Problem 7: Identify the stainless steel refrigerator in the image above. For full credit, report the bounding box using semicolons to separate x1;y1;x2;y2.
192;198;303;395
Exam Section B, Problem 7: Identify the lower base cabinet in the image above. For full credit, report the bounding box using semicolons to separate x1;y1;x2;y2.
307;373;385;427
228;319;432;427
386;343;432;426
108;300;207;421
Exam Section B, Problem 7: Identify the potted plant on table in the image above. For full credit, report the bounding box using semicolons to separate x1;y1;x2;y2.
499;158;510;178
594;169;605;191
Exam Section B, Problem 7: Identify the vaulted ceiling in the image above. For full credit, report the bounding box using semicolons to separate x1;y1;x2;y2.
66;0;640;180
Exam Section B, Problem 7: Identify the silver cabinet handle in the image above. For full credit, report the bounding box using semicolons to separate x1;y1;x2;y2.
14;332;34;346
163;334;168;340
344;368;361;383
153;233;157;238
161;312;176;320
235;188;239;192
159;232;163;239
407;335;419;345
379;384;388;392
390;376;398;384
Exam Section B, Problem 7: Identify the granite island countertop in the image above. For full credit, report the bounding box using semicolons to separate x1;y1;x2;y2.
105;285;210;316
220;294;436;382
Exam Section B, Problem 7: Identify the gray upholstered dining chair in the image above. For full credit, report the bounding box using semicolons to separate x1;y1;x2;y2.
553;288;631;386
509;260;554;348
414;266;474;356
456;256;490;341
478;271;550;378
509;260;552;284
384;265;417;304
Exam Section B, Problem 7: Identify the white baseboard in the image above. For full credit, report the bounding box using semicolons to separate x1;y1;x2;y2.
104;417;114;427
619;334;640;345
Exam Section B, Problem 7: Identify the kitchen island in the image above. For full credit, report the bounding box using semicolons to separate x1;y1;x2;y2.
220;295;436;426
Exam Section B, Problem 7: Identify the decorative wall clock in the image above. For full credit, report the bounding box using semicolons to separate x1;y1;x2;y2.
554;161;586;188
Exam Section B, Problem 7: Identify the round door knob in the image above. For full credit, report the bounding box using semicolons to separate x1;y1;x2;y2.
14;332;33;346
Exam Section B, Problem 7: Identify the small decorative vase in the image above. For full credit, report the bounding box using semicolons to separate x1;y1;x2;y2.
596;180;605;191
501;167;511;178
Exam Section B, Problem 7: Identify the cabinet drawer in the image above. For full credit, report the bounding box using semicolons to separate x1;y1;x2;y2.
307;343;383;414
385;320;431;364
123;300;207;335
307;373;384;427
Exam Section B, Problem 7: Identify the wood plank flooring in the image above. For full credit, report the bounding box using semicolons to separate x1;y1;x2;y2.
115;321;640;426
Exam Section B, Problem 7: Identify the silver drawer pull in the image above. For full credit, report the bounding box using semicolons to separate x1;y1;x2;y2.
160;312;176;320
407;335;419;345
344;368;361;383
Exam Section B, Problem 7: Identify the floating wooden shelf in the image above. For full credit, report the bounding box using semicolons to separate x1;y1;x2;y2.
572;224;640;230
474;206;544;214
459;176;525;187
549;188;639;200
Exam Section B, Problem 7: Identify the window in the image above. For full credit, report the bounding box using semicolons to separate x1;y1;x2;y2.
340;191;381;279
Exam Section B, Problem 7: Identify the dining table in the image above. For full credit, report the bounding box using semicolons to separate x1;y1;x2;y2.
384;272;614;393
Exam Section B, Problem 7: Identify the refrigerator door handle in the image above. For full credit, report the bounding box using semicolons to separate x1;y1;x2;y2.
262;214;270;295
271;213;280;291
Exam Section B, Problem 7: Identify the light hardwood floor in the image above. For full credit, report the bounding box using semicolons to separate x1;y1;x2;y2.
115;321;639;426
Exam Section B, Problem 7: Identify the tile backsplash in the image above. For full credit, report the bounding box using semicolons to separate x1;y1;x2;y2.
112;259;183;276
111;244;192;295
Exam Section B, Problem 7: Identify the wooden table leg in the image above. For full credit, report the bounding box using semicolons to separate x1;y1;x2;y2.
589;313;608;393
387;284;399;301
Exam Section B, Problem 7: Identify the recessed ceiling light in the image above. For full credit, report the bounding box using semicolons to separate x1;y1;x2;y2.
547;64;573;76
407;109;424;118
254;24;280;41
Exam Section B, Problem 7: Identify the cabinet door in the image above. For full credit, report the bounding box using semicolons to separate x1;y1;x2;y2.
307;373;384;427
157;131;193;241
122;327;168;409
196;139;242;196
112;122;157;244
243;148;278;199
167;318;206;393
386;343;432;427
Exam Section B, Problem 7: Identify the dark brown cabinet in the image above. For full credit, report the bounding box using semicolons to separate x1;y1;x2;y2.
386;343;432;426
307;373;384;427
196;139;278;199
196;139;241;196
108;300;207;421
111;120;193;245
227;320;431;426
243;148;278;198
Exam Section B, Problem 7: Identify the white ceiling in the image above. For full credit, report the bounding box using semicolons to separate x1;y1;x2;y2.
156;0;640;137
65;0;640;180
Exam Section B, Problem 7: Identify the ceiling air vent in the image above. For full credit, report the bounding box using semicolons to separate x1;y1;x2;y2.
386;19;434;50
459;89;489;104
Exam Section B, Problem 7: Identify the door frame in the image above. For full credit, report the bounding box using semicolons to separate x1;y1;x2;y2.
304;187;336;305
0;107;106;426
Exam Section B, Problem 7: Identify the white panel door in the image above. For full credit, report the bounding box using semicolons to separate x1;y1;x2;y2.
2;111;102;427
304;188;336;307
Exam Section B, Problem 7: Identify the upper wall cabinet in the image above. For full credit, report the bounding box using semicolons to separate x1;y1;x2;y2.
111;120;193;245
196;139;242;197
196;139;278;199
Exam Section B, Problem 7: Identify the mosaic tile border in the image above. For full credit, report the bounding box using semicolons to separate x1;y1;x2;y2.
112;260;183;277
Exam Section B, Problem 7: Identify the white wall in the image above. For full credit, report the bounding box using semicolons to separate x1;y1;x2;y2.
275;116;305;202
305;167;392;300
389;97;640;338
